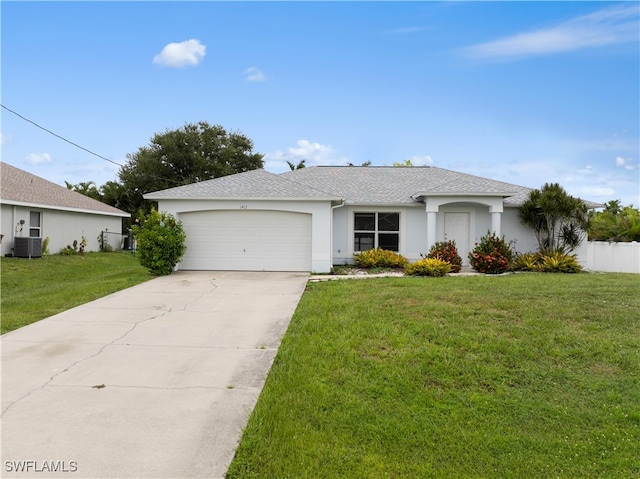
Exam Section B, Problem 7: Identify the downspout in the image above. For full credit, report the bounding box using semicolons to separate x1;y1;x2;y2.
330;198;346;271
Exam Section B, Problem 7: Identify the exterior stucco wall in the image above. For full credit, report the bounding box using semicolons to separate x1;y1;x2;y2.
155;199;334;273
332;205;427;265
332;201;549;267
331;205;350;265
502;207;537;253
1;204;125;256
1;204;13;256
405;207;429;260
152;198;588;271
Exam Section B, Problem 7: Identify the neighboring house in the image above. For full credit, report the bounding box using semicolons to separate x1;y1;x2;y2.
0;162;130;257
144;166;594;273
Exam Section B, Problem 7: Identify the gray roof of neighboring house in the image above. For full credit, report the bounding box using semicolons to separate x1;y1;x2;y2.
0;162;130;217
144;169;343;201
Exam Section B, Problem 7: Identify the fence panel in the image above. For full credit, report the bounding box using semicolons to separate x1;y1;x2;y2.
100;230;136;253
587;241;640;273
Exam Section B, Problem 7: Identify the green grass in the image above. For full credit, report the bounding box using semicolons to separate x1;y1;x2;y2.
227;273;640;479
1;252;152;334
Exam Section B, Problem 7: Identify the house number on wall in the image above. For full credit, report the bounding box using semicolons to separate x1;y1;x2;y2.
240;205;248;209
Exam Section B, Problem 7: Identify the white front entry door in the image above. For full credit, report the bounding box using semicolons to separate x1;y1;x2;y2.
444;212;471;266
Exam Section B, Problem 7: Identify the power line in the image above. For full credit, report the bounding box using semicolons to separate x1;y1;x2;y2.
2;104;189;187
1;104;123;167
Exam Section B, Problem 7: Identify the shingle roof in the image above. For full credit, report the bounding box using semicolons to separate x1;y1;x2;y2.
282;166;531;206
0;162;129;217
144;169;342;201
144;165;601;208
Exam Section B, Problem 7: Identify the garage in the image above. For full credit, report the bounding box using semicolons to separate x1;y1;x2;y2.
179;210;312;271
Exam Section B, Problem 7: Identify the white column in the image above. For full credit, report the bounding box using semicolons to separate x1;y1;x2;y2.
491;212;501;237
426;211;437;251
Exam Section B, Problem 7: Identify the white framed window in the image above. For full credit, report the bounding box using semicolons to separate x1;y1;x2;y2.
354;212;400;252
29;211;41;237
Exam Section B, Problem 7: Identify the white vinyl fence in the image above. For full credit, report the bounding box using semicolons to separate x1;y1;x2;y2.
586;241;640;273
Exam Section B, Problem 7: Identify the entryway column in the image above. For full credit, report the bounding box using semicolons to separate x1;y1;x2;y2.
491;211;501;236
426;211;437;251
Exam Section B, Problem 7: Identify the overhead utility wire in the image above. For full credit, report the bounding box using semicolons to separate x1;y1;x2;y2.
1;104;123;167
3;104;186;186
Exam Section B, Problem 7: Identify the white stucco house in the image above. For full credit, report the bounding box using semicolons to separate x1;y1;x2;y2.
0;162;130;257
145;166;596;273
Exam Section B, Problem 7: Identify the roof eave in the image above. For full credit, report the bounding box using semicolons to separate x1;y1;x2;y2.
410;191;519;201
145;195;343;204
0;199;130;217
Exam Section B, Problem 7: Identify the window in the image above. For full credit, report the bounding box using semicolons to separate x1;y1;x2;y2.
29;211;41;237
354;212;399;252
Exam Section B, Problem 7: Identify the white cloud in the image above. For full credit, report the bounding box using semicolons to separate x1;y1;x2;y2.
464;4;639;62
244;66;266;82
25;153;52;165
573;186;617;198
615;156;638;170
0;133;13;145
153;39;206;68
265;139;347;172
576;164;593;174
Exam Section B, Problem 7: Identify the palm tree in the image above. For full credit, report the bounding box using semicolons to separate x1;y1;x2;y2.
287;159;306;170
519;183;588;253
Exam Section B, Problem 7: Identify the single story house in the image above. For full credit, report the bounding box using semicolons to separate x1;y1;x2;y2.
0;162;130;257
144;166;592;273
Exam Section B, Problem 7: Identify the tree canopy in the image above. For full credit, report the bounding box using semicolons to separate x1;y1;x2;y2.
518;183;588;253
66;122;264;216
114;122;263;213
65;181;101;200
588;201;640;242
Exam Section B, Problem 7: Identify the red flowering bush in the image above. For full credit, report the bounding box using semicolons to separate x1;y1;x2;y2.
468;231;514;274
424;240;462;273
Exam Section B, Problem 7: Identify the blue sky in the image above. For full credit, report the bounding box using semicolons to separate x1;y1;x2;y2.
2;1;639;206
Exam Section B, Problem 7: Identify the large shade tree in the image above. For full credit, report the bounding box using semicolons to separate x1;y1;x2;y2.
519;183;588;253
118;121;264;213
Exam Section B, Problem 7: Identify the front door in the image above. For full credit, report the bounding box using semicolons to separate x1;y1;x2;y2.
444;212;471;266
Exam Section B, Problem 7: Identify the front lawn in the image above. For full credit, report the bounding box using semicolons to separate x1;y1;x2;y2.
1;252;151;334
227;273;640;478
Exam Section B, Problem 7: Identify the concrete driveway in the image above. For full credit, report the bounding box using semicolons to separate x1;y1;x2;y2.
1;271;309;478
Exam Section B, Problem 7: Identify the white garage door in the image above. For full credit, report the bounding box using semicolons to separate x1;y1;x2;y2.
179;210;312;271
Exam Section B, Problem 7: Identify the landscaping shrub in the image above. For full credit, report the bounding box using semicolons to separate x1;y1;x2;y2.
511;252;543;272
468;231;514;274
424;240;462;273
405;258;451;276
539;251;582;273
511;251;582;273
354;248;408;268
58;236;87;255
132;209;186;276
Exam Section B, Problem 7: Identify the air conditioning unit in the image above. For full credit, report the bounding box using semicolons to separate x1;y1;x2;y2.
14;237;42;258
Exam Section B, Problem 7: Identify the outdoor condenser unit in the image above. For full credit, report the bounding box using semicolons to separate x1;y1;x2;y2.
14;237;43;258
